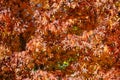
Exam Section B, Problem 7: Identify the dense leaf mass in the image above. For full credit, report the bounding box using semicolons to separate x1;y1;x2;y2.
0;0;120;80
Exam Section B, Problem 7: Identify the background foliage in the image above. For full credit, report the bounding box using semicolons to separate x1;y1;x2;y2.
0;0;120;80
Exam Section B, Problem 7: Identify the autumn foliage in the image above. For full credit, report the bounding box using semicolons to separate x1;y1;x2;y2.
0;0;120;80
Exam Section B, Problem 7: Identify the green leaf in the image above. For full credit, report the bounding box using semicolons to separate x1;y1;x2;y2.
73;26;78;31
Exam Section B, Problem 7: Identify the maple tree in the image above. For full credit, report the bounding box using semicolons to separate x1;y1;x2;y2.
0;0;120;80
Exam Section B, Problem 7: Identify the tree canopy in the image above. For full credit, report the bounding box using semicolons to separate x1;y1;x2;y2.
0;0;120;79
